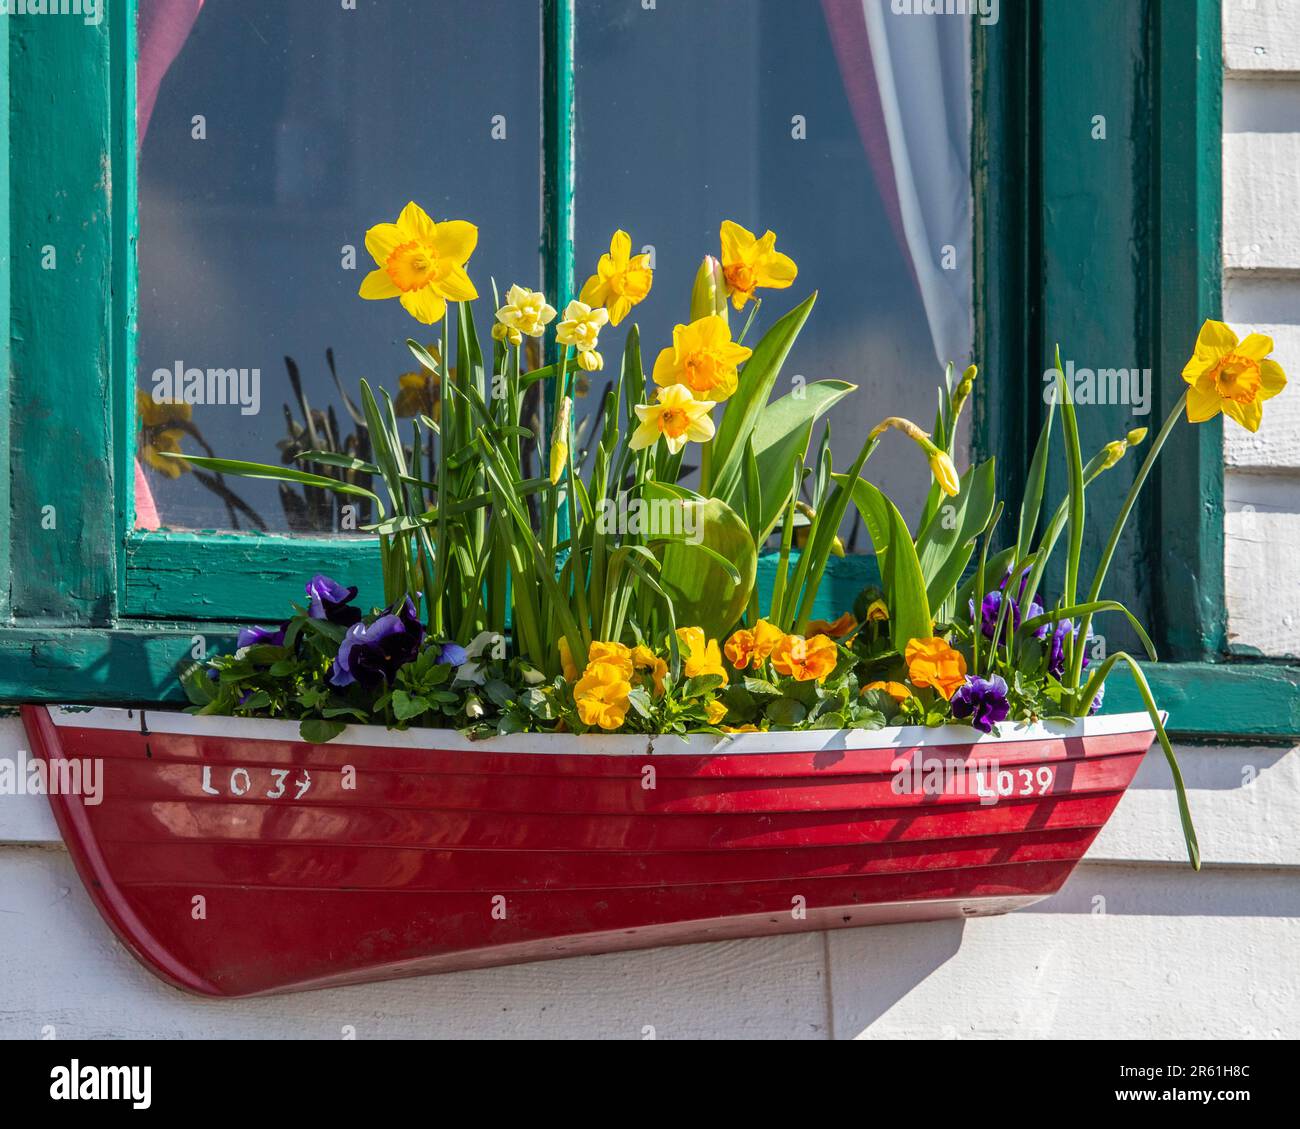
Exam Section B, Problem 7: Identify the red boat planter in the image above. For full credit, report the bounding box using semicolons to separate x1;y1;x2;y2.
23;703;1156;998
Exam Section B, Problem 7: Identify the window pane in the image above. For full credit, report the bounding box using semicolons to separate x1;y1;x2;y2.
574;0;973;537
136;0;543;532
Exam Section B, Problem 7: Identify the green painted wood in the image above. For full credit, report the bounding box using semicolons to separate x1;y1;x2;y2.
112;0;139;598
125;533;387;622
0;11;11;621
543;0;575;313
8;15;117;623
1152;0;1226;661
1038;0;1154;651
1101;662;1300;744
972;3;1037;511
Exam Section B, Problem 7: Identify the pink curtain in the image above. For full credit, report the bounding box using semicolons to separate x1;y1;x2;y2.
134;0;205;528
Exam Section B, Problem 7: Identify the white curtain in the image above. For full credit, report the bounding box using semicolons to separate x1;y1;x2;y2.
861;2;973;368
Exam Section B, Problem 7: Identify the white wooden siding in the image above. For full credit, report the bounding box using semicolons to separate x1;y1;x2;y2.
1223;3;1300;658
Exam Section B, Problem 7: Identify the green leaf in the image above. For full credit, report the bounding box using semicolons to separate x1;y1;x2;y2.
299;718;346;744
158;454;383;510
839;476;933;648
915;457;997;609
710;292;817;498
391;690;430;721
765;697;807;727
644;485;757;640
739;379;856;542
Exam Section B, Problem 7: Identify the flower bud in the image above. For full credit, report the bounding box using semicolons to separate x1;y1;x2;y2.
549;397;572;486
1126;427;1148;446
928;450;961;497
951;363;979;418
1100;440;1127;469
689;255;729;325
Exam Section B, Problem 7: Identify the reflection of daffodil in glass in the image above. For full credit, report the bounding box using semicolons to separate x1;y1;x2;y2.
1182;319;1287;433
719;220;798;310
652;315;752;403
629;384;716;454
579;230;653;326
359;202;478;325
137;391;193;477
492;284;557;346
393;362;444;422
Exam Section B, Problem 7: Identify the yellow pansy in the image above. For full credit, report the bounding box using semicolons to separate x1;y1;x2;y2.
359;202;478;325
136;391;192;477
629;384;716;454
904;637;967;701
579;230;653;327
587;640;634;678
863;680;912;703
631;645;668;697
721;723;763;734
806;612;857;639
574;662;632;731
705;699;728;726
723;618;784;670
719;220;798;310
771;633;839;683
676;627;729;685
1182;319;1287;433
651;315;752;403
493;284;557;348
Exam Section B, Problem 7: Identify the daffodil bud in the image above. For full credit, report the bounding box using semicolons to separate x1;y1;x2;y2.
690;255;729;325
464;695;485;720
928;450;961;497
1126;427;1148;446
951;363;979;419
576;349;603;373
550;397;572;486
1100;440;1127;469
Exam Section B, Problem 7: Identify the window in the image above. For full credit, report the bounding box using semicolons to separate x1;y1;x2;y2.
3;0;1296;740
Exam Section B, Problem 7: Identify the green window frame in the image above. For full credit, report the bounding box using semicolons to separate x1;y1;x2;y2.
3;0;1297;740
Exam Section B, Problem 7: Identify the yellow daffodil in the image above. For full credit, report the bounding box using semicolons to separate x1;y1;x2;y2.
574;662;632;731
631;645;668;697
771;633;839;683
576;349;604;373
579;230;653;327
652;315;752;403
629;384;716;454
719;220;798;310
705;699;729;726
359;202;478;325
493;284;557;347
136;391;193;477
555;299;608;357
721;723;763;734
904;637;967;701
870;416;961;498
1182;319;1287;433
929;450;960;497
806;612;857;639
676;627;729;685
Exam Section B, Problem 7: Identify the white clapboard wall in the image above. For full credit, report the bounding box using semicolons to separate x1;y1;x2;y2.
1223;1;1300;658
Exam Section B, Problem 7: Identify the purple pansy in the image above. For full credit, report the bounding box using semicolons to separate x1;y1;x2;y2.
950;674;1010;733
329;596;425;689
971;569;1049;645
307;574;363;627
237;622;287;649
1047;619;1093;680
438;642;468;667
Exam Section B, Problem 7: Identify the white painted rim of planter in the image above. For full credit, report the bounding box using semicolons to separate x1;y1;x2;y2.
45;705;1161;757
